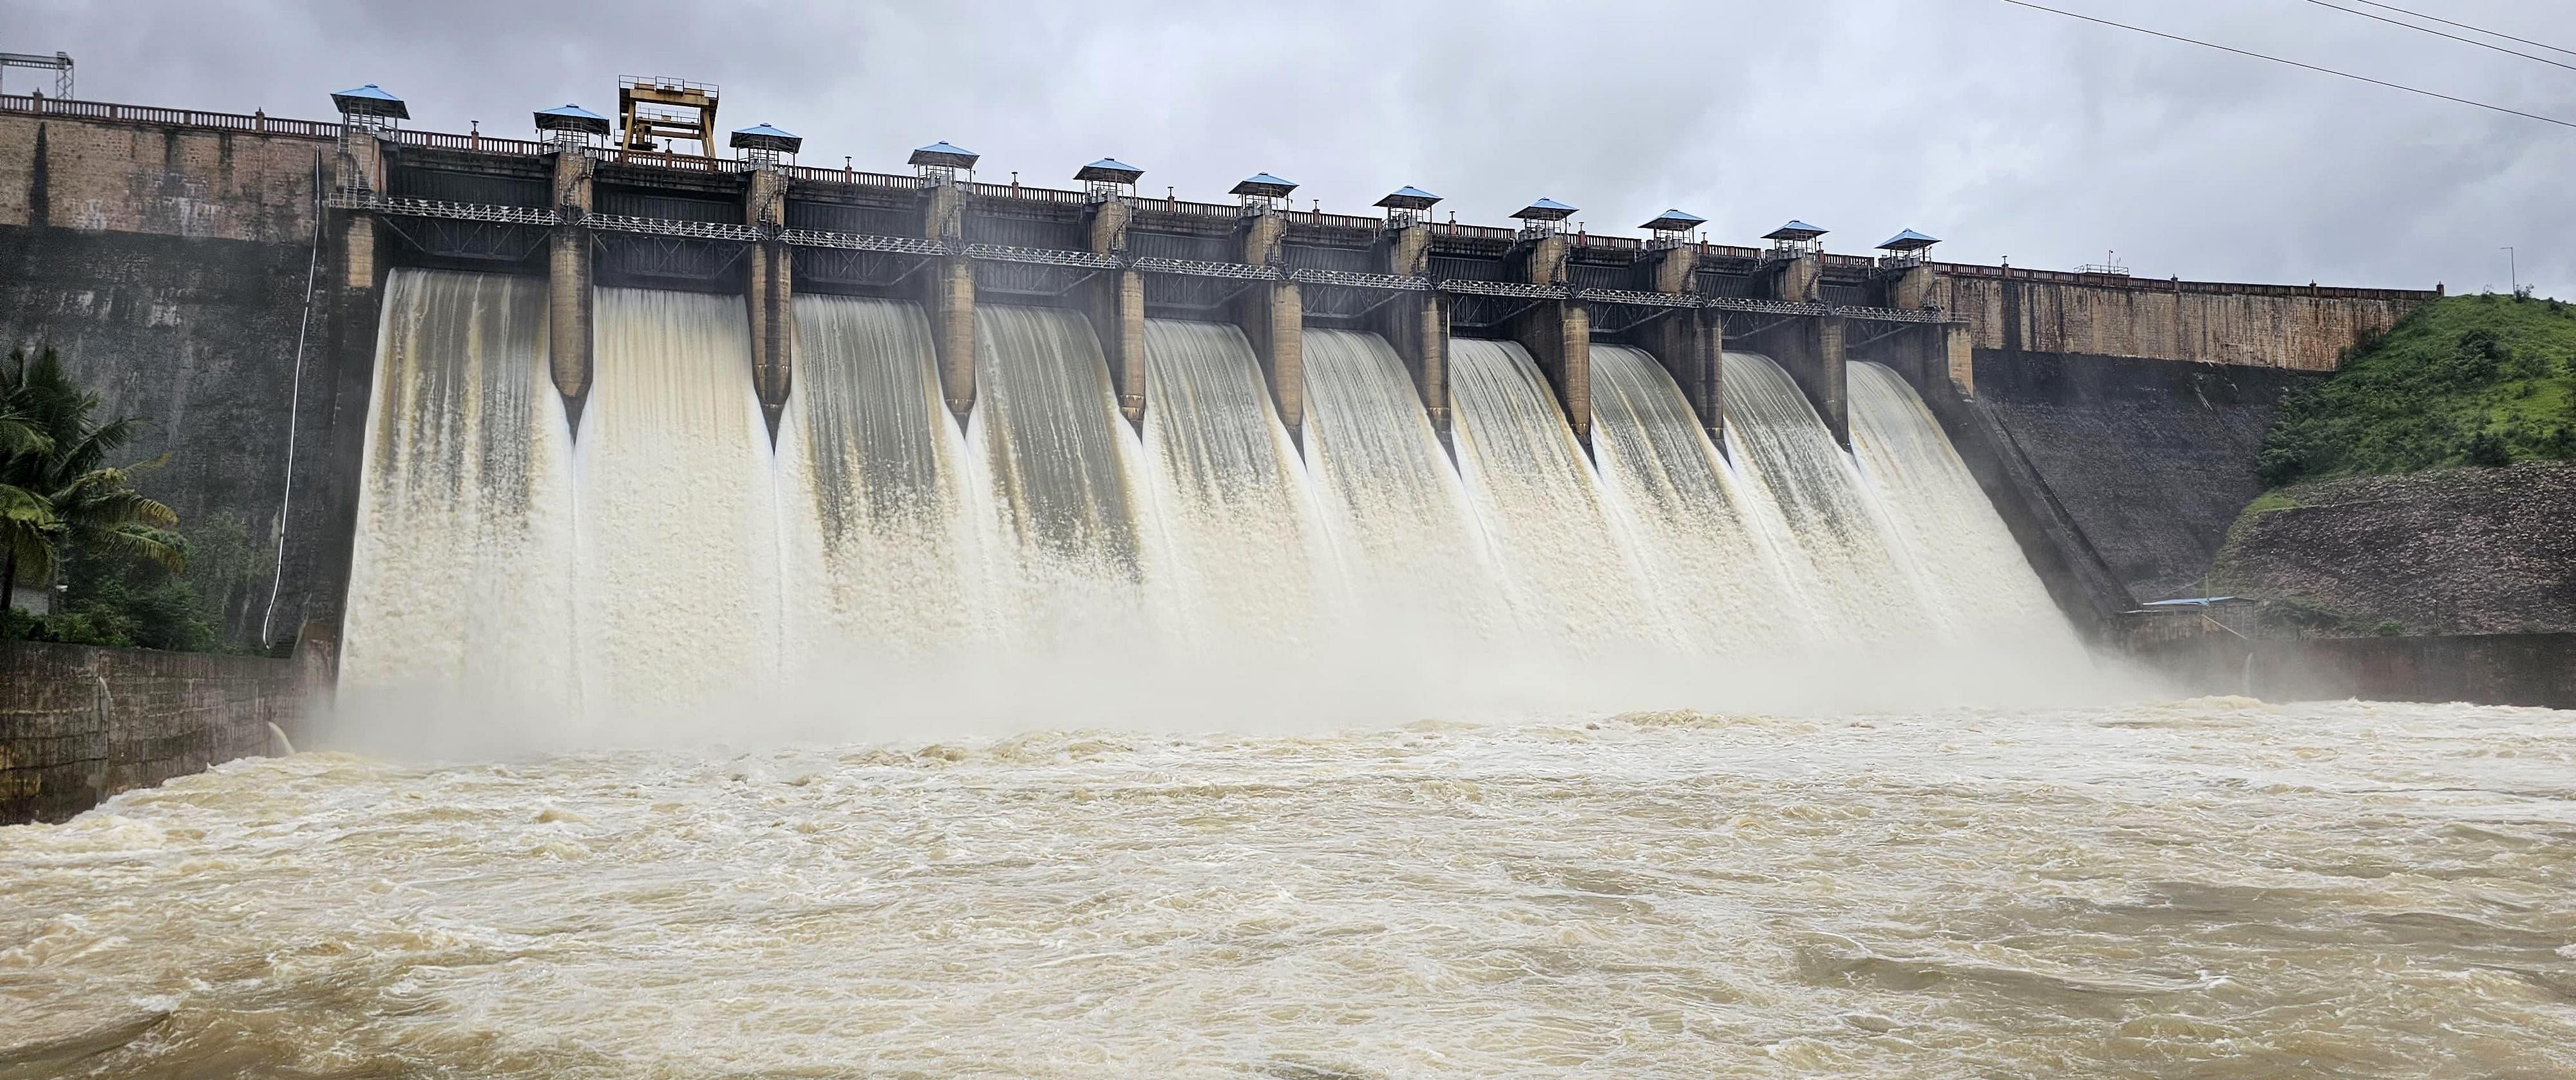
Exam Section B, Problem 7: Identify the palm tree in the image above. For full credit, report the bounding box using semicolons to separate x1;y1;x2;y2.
1;349;184;626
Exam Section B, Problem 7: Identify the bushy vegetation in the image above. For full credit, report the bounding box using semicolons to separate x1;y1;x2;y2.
2258;292;2576;486
2;347;229;651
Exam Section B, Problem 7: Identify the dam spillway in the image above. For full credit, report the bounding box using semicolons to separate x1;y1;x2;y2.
340;268;2088;732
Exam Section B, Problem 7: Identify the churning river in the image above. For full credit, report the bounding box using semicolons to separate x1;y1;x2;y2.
5;697;2572;1078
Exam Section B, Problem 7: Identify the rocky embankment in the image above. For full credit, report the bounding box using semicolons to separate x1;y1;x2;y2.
2208;460;2576;635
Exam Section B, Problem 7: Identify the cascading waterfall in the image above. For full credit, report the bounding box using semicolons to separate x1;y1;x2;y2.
1444;339;1666;652
1298;329;1505;646
1586;345;1811;652
780;295;980;667
339;271;2092;735
1847;361;2088;654
1720;351;1940;644
574;286;787;722
961;303;1164;674
340;270;576;719
1136;319;1327;645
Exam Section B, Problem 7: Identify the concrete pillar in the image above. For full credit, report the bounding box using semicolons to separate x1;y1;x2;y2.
1649;308;1724;448
1380;223;1449;449
1944;321;1976;398
547;149;595;428
1507;232;1588;449
922;183;975;420
1511;302;1591;450
1234;280;1304;446
1776;314;1849;446
1233;211;1302;444
1085;199;1145;426
1240;211;1286;267
1767;252;1822;304
1888;263;1938;311
744;168;793;440
1643;243;1721;448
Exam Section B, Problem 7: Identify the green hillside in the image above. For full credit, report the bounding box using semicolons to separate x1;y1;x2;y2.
2258;292;2576;486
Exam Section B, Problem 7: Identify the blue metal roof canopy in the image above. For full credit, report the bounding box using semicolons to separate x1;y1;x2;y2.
1876;228;1941;252
730;123;801;167
1513;197;1579;221
909;141;980;169
330;83;408;121
1764;220;1828;242
1375;186;1442;211
730;123;801;152
1640;208;1705;233
534;102;610;136
1075;157;1144;184
1232;173;1298;199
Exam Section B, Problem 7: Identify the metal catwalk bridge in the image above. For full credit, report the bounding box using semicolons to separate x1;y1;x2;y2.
324;188;1948;324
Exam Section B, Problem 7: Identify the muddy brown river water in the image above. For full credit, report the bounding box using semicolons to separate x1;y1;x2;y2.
3;697;2572;1078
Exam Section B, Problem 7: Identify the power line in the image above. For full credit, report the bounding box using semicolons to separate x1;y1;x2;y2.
2346;0;2576;60
2303;0;2576;73
1994;0;2576;129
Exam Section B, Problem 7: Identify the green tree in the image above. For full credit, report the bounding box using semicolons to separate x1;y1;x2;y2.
1;349;186;626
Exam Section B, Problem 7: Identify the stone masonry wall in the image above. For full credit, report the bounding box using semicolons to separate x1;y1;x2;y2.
2209;461;2576;636
1;640;313;825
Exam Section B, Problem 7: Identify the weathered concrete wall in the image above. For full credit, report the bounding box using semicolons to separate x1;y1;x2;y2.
2136;632;2576;710
2210;461;2576;635
1973;350;2321;602
0;114;329;242
1;640;314;824
0;224;345;644
1935;267;2430;371
2;112;378;649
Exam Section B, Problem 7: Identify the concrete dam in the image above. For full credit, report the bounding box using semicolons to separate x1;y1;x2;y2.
21;82;2576;1080
0;87;2438;715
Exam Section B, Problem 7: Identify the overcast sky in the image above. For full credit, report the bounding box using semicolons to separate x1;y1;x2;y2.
10;1;2573;295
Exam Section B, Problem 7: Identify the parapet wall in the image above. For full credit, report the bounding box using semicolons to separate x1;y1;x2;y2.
1;641;315;824
1935;265;2431;371
0;108;333;241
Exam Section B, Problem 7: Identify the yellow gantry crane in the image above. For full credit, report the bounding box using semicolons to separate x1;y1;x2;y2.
615;76;718;156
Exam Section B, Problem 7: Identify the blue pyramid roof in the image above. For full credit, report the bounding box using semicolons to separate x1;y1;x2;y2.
1514;197;1579;220
1232;173;1299;197
730;123;803;155
1376;186;1442;209
1876;228;1941;251
330;83;409;119
1764;220;1828;241
910;141;979;167
1076;158;1145;183
1641;208;1706;231
534;102;610;136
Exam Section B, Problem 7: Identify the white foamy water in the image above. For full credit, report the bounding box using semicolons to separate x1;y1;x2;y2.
341;275;2115;726
1848;360;2087;652
1721;352;1937;644
7;700;2572;1078
1445;339;1665;651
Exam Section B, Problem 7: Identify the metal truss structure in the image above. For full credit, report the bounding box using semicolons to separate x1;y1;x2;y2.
333;195;1950;323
